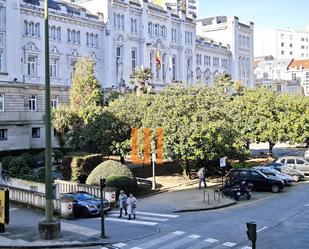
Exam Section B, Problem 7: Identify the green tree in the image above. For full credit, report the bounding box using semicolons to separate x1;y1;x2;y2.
130;66;153;95
69;57;103;122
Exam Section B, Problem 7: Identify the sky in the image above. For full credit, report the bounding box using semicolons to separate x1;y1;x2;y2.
198;0;309;31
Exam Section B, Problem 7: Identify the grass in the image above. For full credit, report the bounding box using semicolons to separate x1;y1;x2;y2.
134;185;159;197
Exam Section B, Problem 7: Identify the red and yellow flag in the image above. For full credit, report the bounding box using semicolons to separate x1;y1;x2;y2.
155;51;161;69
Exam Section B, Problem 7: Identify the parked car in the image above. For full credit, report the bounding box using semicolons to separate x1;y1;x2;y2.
60;191;110;218
305;149;309;158
253;166;293;186
226;168;285;193
275;156;309;174
266;163;305;182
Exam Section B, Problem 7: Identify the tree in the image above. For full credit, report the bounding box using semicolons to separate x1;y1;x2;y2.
130;66;153;95
69;57;103;122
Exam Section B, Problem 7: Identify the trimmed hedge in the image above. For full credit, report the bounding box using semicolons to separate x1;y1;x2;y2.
1;156;14;171
86;160;133;185
8;157;28;178
106;175;137;196
20;153;35;168
69;154;103;183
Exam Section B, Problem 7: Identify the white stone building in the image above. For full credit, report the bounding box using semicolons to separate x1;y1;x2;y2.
255;28;309;60
0;0;105;150
0;0;251;151
196;16;255;88
254;58;303;95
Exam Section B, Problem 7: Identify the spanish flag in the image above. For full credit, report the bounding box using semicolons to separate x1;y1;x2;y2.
155;51;161;69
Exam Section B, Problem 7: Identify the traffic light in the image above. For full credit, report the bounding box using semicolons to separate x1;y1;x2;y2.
100;178;107;189
246;222;257;247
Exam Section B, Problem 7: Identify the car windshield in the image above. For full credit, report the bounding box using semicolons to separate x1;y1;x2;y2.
74;193;96;201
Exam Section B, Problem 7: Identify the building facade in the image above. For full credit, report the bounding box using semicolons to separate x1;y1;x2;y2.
196;16;255;88
255;28;309;60
0;0;250;151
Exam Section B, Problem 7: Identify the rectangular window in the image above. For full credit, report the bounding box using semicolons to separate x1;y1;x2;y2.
149;51;154;71
131;49;136;71
50;58;58;78
116;46;122;76
51;96;58;108
0;129;7;140
162;53;166;80
172;56;176;80
306;72;309;80
29;95;37;111
27;56;37;76
32;127;40;138
0;93;4;111
292;73;296;81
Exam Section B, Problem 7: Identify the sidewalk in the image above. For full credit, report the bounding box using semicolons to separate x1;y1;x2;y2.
1;180;234;248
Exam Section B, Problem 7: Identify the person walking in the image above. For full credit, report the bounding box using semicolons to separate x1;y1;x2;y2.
118;190;128;218
198;167;207;189
126;193;137;220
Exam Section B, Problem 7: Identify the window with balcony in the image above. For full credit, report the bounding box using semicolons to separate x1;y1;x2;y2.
27;55;38;76
131;48;137;71
172;55;177;80
50;58;58;78
51;96;58;109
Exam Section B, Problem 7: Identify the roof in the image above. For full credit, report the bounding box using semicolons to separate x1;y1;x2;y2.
256;59;292;69
288;59;309;70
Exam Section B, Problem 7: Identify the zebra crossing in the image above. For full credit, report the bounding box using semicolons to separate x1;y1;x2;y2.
103;210;179;226
111;231;252;249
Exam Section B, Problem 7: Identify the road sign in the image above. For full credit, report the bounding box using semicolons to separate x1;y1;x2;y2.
220;157;226;168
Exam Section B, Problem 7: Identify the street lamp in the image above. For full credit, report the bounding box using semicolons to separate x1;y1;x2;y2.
38;0;61;240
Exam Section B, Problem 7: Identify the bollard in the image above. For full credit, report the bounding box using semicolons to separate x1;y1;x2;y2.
203;190;206;203
214;189;216;201
208;193;210;205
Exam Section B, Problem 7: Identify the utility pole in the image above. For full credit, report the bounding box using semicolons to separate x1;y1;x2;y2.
38;0;61;239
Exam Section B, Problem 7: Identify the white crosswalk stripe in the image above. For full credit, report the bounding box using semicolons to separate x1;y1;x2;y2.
240;247;252;249
113;231;240;249
62;221;99;236
112;243;127;248
106;210;178;226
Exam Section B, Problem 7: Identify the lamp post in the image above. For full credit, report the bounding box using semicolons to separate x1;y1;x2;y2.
38;0;61;240
151;140;156;190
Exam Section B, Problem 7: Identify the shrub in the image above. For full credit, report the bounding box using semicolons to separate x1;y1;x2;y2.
8;157;27;178
53;149;63;163
86;160;133;185
106;175;137;196
230;161;248;169
71;154;103;183
61;156;73;180
37;167;45;182
20;153;35;168
1;156;13;171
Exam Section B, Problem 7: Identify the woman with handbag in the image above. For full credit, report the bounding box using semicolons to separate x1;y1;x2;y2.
126;193;137;220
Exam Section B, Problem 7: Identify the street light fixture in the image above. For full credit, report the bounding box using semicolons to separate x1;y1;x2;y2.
38;0;61;240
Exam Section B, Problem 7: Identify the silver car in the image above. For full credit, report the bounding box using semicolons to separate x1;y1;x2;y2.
266;163;305;182
276;156;309;174
254;166;293;186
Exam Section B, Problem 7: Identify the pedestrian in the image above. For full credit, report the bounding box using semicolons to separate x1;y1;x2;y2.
126;193;137;220
197;167;207;189
118;190;128;218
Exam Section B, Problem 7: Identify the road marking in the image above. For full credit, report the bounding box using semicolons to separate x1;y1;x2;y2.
305;204;309;207
61;222;99;236
113;243;127;248
129;231;186;249
241;247;252;249
131;247;142;249
188;234;201;239
9;208;17;211
101;247;109;249
0;235;13;242
158;235;202;249
111;210;178;218
223;242;237;247
105;217;157;226
108;213;169;222
257;226;268;233
205;238;218;243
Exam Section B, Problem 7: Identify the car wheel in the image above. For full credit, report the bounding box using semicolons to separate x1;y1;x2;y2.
80;207;89;218
292;175;299;182
271;184;280;193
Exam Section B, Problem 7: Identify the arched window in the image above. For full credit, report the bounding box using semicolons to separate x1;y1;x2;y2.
204;69;211;86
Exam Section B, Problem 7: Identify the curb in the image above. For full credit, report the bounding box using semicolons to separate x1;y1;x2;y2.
0;227;161;249
173;201;237;213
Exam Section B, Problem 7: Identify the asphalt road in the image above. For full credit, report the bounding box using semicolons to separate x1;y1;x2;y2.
97;182;309;249
4;182;309;249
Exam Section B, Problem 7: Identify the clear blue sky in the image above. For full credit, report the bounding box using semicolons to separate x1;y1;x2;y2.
199;0;309;30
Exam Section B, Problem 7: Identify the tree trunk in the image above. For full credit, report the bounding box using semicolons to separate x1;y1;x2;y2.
268;141;275;156
245;140;250;150
120;155;125;164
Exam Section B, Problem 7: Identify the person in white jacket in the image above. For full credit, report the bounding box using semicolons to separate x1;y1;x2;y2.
126;193;137;220
118;190;128;218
